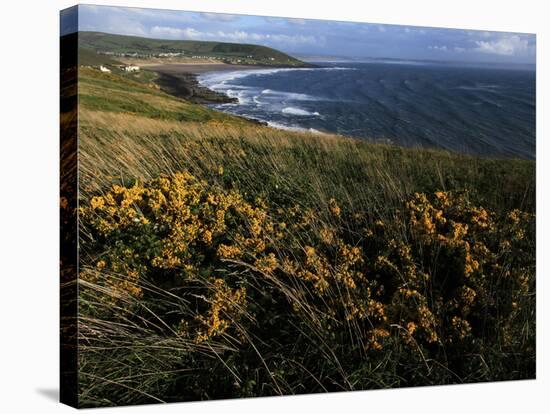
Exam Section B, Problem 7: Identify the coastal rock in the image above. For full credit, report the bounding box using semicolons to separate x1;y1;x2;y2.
154;72;237;104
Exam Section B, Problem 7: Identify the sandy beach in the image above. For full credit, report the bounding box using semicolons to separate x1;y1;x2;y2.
144;62;265;74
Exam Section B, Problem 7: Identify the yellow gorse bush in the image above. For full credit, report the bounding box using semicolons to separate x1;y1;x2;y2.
195;278;247;343
80;171;534;354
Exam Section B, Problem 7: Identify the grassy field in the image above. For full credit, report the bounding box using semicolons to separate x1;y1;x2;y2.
73;67;536;407
79;31;310;66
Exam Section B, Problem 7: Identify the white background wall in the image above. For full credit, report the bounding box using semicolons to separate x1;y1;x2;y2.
0;0;547;412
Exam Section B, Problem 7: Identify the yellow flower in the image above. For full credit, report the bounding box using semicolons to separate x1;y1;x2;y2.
254;253;278;273
217;244;242;259
407;321;417;335
328;198;341;217
452;316;472;340
195;278;247;343
320;227;334;244
90;196;105;210
201;229;213;244
366;328;390;351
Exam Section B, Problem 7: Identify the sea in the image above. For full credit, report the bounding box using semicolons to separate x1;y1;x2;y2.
198;61;536;160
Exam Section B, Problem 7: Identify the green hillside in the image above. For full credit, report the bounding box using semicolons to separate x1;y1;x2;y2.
78;31;310;66
68;65;535;407
78;46;122;66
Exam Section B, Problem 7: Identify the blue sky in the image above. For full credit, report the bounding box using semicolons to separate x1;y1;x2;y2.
63;4;536;64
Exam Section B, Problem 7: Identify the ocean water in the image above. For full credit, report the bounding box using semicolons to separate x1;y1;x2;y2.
198;61;535;159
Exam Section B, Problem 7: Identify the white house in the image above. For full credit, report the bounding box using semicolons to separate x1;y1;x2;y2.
99;65;111;73
123;65;140;72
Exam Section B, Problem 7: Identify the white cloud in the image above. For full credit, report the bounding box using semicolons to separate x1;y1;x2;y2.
149;26;320;46
80;11;149;37
474;34;531;56
200;12;239;22
467;30;492;38
428;45;448;51
264;17;307;25
402;27;426;35
151;26;200;38
287;18;307;25
80;4;100;13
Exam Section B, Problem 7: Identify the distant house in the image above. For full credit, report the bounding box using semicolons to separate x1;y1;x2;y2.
123;65;140;72
99;65;111;73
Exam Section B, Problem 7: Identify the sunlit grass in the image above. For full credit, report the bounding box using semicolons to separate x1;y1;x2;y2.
73;68;536;407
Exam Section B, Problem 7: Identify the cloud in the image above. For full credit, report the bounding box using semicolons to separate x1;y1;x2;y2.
77;5;536;63
80;10;149;37
150;26;200;38
264;17;307;25
287;18;307;25
149;26;321;46
474;34;531;56
467;30;492;38
200;12;239;22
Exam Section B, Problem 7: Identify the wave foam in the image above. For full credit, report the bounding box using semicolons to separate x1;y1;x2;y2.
282;107;321;116
456;83;501;92
198;66;357;89
266;121;324;134
261;89;316;101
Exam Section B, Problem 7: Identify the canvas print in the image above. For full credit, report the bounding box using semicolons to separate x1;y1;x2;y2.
60;4;536;408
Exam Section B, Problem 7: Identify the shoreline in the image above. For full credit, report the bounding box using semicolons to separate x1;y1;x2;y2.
145;62;345;134
143;63;403;139
145;62;268;74
147;62;299;126
146;63;261;105
144;63;534;157
147;63;293;106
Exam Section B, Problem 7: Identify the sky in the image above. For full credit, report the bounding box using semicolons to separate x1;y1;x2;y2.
61;4;536;64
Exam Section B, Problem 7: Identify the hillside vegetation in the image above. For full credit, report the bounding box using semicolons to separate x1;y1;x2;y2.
73;67;535;407
79;31;309;66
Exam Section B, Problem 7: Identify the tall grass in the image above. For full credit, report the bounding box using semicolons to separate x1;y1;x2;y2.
74;68;536;407
79;110;534;214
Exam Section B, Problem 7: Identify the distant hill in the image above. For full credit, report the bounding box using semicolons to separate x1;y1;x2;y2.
78;31;311;67
78;46;123;67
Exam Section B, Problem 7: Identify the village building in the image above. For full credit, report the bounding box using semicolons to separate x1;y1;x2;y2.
123;65;140;72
